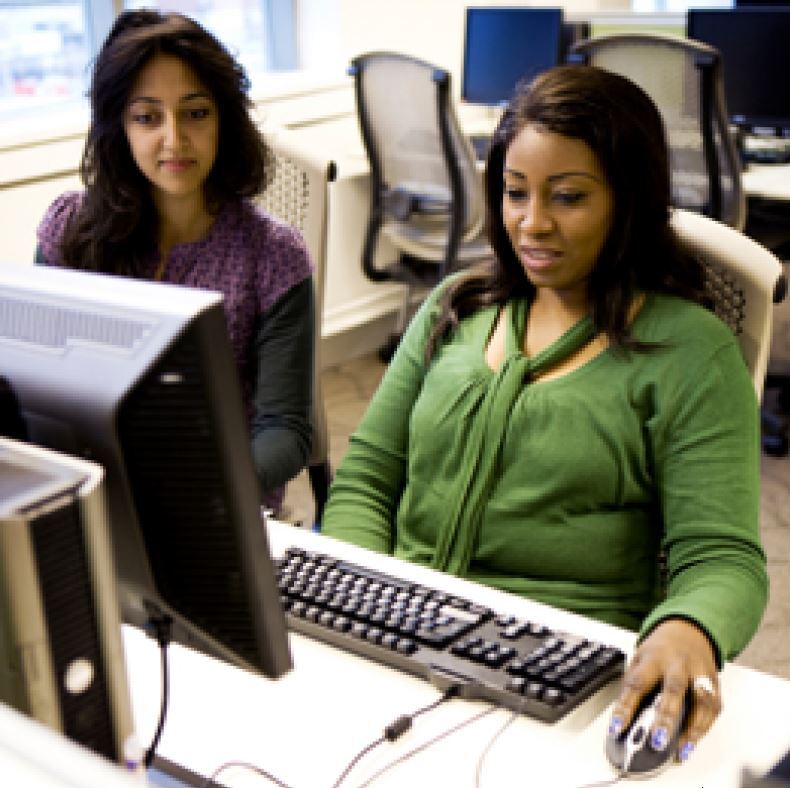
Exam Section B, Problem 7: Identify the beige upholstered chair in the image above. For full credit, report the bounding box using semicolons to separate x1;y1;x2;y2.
256;126;335;527
670;209;784;399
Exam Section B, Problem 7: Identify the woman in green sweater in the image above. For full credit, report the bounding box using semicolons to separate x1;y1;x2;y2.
322;65;767;763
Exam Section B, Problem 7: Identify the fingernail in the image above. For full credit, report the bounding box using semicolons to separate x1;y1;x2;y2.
608;716;623;738
679;742;695;762
651;727;669;751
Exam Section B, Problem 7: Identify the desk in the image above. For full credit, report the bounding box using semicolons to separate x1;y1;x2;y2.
123;521;790;788
742;163;790;203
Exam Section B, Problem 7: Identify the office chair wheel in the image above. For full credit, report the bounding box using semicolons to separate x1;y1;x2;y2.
778;384;790;414
762;433;789;457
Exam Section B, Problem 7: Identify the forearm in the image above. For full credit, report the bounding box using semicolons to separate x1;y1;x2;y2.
643;342;768;663
250;278;314;496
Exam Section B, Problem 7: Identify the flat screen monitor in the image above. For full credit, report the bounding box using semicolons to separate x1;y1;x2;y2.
0;263;292;680
462;7;564;107
687;8;790;137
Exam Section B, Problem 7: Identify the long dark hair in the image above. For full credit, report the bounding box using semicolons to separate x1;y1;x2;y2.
426;64;707;359
60;10;274;275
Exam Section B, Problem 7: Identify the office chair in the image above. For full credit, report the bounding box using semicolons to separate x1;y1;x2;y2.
256;126;335;527
670;209;784;400
746;201;790;456
348;51;492;361
569;34;746;232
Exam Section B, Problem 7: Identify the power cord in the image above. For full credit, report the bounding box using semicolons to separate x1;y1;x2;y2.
327;684;461;788
143;614;174;769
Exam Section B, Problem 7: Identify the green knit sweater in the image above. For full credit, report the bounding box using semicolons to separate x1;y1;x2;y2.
322;286;768;663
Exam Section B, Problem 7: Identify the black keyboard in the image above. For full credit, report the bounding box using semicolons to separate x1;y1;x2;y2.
276;547;626;723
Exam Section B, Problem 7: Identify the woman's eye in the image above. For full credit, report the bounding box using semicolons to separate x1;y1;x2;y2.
504;187;527;202
187;107;211;120
131;112;157;125
553;191;586;206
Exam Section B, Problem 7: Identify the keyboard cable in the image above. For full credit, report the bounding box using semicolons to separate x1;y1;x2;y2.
352;704;498;788
328;684;462;788
197;684;463;788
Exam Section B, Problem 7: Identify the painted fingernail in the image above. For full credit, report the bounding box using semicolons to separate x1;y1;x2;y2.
679;742;695;762
608;716;623;737
651;726;669;751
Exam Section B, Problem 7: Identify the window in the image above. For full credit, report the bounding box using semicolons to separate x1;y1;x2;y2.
0;0;343;127
0;1;91;120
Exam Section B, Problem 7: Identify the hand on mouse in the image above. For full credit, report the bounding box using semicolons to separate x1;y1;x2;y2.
608;618;721;763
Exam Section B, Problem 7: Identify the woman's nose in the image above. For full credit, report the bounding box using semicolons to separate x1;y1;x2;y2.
162;113;184;147
519;199;553;234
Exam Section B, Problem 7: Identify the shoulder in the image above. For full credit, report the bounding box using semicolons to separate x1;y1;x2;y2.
36;191;84;264
635;292;738;355
236;202;312;266
230;202;312;276
224;201;313;310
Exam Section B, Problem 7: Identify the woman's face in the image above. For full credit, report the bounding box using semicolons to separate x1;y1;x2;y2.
123;53;219;208
502;124;614;304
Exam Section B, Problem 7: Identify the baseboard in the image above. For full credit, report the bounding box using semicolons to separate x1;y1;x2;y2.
319;312;397;368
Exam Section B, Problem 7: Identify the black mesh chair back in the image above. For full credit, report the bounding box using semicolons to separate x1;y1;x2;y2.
569;34;746;231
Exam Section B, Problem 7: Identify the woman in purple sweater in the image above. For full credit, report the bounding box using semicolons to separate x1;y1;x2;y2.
36;10;315;514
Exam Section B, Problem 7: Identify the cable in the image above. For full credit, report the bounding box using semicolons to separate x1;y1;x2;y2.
353;705;497;788
473;710;518;788
328;685;461;788
570;776;623;788
201;760;296;788
143;614;173;769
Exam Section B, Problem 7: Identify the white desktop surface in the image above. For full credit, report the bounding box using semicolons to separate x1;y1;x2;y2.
741;163;790;203
122;521;790;788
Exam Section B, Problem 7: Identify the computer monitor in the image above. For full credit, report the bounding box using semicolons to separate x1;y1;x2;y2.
687;8;790;138
0;263;292;680
461;7;565;107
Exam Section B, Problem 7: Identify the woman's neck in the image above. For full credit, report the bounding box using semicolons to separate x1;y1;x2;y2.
155;192;216;256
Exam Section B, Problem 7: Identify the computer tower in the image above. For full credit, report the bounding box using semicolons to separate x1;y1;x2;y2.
0;437;135;765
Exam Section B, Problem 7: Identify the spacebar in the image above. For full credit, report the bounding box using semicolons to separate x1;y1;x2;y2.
334;559;414;591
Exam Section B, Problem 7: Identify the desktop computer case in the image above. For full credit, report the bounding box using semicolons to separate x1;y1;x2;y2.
0;438;135;764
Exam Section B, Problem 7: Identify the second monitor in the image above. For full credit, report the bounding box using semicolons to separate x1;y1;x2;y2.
462;7;573;108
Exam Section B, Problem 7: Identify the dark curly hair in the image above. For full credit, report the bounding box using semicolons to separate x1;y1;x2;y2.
426;64;708;360
60;10;274;275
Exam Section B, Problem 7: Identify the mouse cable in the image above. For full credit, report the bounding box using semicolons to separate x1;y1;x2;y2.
473;709;519;788
143;613;174;769
200;760;295;788
352;704;498;788
570;773;624;788
327;684;462;788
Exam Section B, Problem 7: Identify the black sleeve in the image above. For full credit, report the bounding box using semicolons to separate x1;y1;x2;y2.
249;277;315;495
34;244;49;265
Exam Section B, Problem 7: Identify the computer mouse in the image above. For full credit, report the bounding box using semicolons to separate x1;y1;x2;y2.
605;687;692;777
